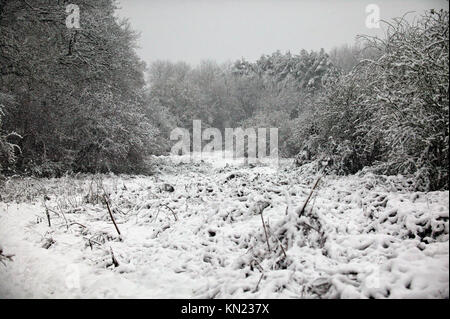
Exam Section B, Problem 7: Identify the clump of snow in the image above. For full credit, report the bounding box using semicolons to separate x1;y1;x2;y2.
0;155;448;298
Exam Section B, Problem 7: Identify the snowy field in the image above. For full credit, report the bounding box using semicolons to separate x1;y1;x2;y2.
0;154;448;299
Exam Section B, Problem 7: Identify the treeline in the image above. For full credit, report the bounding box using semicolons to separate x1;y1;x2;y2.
147;46;383;156
1;0;162;175
146;9;448;190
295;9;449;191
0;3;448;191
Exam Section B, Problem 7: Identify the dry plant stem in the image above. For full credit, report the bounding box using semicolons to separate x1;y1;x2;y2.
297;177;322;218
84;236;102;246
275;236;287;259
152;208;161;223
110;247;119;267
260;209;271;253
69;222;87;229
163;204;178;221
300;221;320;233
46;206;69;230
104;195;121;236
45;208;51;227
254;273;265;292
251;259;264;273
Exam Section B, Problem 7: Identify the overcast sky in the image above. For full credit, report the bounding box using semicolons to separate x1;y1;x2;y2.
116;0;448;66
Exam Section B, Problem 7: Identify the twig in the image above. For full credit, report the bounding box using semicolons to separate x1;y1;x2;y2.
110;247;119;267
83;236;102;247
297;177;322;217
300;221;320;233
275;236;287;259
45;208;51;227
254;273;265;292
104;195;121;236
152;208;161;223
57;207;69;230
250;259;264;273
260;208;271;253
69;222;87;229
46;206;69;230
163;204;178;221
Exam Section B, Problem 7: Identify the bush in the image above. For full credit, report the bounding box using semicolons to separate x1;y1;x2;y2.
296;9;449;191
0;93;21;175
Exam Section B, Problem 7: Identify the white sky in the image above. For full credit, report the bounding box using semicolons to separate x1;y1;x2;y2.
116;0;448;66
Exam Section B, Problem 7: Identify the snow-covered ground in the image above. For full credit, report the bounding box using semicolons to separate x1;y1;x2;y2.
0;154;448;298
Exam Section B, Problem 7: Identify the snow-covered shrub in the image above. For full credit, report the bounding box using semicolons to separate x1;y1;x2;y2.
0;93;21;176
69;90;160;175
296;9;449;190
364;9;449;191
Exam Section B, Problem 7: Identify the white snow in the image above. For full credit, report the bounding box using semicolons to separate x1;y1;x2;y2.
0;154;448;298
